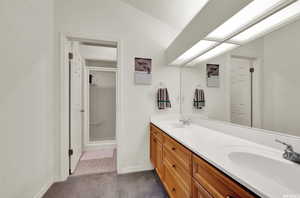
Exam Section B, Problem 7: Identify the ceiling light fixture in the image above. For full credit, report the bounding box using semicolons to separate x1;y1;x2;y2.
206;0;285;41
171;40;218;65
187;43;238;66
231;0;300;43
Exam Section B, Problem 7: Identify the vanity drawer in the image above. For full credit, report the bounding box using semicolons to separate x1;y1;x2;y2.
192;178;213;198
164;165;190;198
164;148;192;193
163;134;192;171
150;124;164;142
192;155;256;198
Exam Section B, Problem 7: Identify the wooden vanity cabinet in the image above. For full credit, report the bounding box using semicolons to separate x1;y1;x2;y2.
150;123;257;198
150;125;164;178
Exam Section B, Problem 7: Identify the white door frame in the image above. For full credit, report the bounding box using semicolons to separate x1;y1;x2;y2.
83;66;119;151
60;32;123;181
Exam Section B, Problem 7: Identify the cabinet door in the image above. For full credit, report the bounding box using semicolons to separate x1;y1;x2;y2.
193;179;213;198
164;166;190;198
156;140;164;178
150;133;156;167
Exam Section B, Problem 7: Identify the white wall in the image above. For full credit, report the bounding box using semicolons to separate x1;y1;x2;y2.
55;0;180;174
0;0;56;198
263;19;300;137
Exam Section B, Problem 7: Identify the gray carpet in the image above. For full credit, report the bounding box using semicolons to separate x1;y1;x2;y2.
43;171;168;198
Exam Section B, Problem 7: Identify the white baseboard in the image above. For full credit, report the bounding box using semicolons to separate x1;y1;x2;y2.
84;141;116;151
118;164;154;175
53;175;66;183
33;178;54;198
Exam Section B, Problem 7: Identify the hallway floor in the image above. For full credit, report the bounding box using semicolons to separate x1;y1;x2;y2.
43;171;168;198
73;149;116;176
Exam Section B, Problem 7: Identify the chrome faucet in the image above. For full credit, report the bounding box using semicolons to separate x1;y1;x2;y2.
275;139;300;164
179;117;191;126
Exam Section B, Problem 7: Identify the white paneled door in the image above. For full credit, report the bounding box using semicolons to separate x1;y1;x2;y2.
69;41;83;174
230;58;251;127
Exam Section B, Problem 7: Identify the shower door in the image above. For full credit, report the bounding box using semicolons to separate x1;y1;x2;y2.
230;58;251;127
89;70;116;142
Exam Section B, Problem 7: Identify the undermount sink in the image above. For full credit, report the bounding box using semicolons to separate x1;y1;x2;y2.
170;122;186;128
228;149;300;192
162;121;187;129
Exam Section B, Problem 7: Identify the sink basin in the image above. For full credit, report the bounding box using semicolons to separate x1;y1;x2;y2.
170;122;186;128
161;121;187;129
228;150;300;192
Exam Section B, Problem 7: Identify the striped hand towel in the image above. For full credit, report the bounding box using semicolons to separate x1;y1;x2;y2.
193;89;205;109
157;88;171;110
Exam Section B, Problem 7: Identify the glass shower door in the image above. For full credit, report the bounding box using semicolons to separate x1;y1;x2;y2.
89;70;116;142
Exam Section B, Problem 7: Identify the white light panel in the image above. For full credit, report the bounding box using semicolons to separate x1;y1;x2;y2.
187;43;238;66
231;1;300;43
171;40;217;65
206;0;285;40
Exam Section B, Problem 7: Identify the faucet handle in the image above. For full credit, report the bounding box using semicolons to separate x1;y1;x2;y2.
275;139;294;151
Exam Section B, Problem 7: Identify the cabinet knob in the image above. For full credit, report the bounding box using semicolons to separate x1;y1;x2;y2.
172;164;176;168
172;188;176;192
226;195;235;198
172;147;176;151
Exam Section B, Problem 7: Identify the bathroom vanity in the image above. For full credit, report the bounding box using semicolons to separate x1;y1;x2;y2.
150;117;300;198
150;123;257;198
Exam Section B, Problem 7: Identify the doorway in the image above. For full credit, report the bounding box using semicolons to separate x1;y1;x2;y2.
60;34;121;179
230;56;261;128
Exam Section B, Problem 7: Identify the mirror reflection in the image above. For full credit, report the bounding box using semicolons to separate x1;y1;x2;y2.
181;18;300;137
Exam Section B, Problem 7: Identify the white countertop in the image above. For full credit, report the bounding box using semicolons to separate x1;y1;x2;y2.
151;116;300;198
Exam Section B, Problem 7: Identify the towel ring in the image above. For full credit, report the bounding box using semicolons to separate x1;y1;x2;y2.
157;82;166;89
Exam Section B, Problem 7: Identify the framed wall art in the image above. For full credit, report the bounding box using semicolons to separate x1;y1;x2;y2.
207;64;220;88
134;57;152;85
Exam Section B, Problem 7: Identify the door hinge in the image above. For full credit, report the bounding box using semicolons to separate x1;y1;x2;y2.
68;52;73;60
250;68;254;73
68;149;74;156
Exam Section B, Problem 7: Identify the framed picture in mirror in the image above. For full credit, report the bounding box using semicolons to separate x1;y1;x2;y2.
207;64;220;88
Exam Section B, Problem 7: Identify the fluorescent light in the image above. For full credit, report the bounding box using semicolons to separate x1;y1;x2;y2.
206;0;285;40
171;40;217;65
187;43;238;66
231;1;300;43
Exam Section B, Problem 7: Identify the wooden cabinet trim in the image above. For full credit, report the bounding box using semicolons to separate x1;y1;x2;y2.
150;124;164;143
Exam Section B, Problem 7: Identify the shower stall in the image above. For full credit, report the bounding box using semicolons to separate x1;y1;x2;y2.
89;70;116;142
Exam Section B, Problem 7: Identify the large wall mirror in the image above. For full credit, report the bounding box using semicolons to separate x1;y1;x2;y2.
181;17;300;137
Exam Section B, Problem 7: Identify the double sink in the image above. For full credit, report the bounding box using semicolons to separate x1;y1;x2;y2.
153;119;300;198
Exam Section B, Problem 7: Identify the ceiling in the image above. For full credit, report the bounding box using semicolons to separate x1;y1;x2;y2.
120;0;209;30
